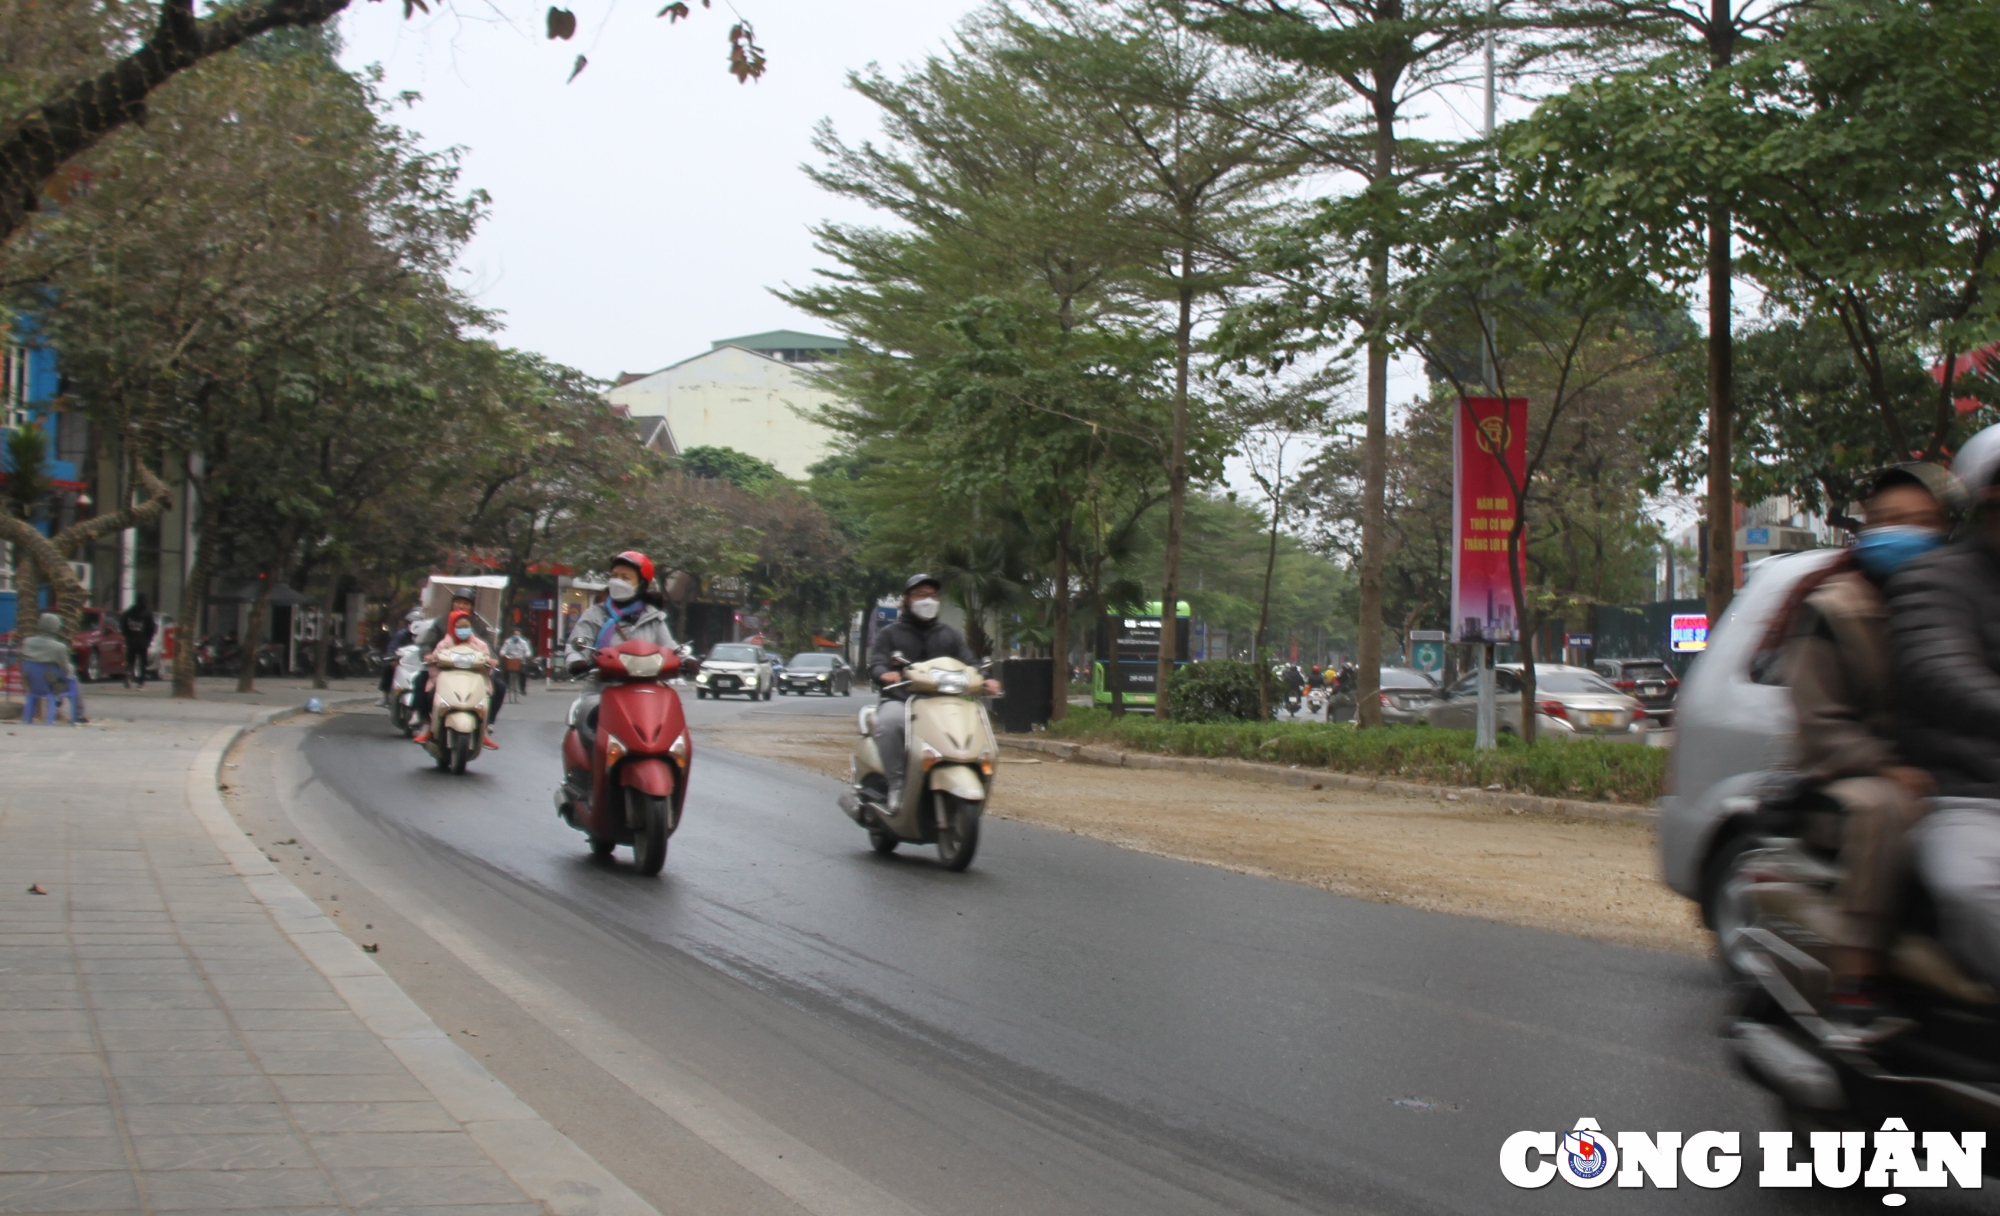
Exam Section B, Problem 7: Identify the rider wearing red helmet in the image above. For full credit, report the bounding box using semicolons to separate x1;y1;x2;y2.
561;552;680;768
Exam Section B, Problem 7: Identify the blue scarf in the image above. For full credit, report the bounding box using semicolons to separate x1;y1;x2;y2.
594;596;644;650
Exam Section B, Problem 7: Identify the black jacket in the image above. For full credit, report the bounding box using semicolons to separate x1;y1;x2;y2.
868;612;977;697
1886;538;2000;798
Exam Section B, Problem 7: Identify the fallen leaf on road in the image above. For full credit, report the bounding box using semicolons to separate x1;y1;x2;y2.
26;884;47;895
361;943;379;953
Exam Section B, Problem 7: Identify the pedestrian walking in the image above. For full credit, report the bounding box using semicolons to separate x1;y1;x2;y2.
121;595;158;688
500;629;533;697
20;612;85;725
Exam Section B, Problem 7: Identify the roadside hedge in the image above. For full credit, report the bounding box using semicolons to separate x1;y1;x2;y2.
1042;709;1665;805
1169;660;1264;723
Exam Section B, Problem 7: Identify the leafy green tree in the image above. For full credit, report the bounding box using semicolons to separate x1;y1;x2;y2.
677;446;785;492
1188;0;1511;726
0;0;760;247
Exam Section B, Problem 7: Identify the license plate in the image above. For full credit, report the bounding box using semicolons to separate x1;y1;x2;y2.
1641;684;1663;696
716;676;739;688
1587;711;1615;728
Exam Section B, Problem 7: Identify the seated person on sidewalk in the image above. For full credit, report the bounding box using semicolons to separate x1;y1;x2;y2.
1779;463;1961;1011
412;610;499;750
19;612;85;725
1889;424;2000;991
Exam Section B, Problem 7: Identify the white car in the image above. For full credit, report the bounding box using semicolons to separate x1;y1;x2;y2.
694;642;773;700
1657;550;1838;971
1423;663;1652;740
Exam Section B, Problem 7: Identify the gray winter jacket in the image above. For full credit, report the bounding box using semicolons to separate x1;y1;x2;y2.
563;599;677;684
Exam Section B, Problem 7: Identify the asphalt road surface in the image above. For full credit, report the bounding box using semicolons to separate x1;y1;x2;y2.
252;687;1988;1215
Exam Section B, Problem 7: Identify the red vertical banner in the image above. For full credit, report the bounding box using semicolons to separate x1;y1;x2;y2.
1452;396;1528;643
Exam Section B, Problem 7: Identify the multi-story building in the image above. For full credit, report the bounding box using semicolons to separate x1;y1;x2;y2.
606;329;847;479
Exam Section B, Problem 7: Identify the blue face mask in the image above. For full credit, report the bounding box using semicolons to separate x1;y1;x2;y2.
1855;525;1944;578
454;625;472;640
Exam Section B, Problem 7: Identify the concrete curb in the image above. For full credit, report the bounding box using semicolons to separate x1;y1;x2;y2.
185;698;662;1216
1000;735;1657;825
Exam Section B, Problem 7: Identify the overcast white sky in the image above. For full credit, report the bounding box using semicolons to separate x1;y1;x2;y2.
337;1;983;382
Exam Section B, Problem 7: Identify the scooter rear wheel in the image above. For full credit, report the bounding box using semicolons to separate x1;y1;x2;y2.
628;788;670;876
934;792;980;872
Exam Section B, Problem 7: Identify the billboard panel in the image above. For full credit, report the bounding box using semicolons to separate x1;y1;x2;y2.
1451;396;1529;643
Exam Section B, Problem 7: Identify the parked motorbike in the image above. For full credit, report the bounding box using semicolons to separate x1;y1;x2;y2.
1725;811;2000;1139
837;656;995;871
555;639;690;876
389;644;424;737
420;642;493;775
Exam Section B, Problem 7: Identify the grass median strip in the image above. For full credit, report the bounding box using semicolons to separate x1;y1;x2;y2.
1043;709;1665;805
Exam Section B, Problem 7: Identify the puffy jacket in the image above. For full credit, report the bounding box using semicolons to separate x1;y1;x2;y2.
1886;539;2000;798
1783;567;1898;785
867;612;976;698
563;599;677;681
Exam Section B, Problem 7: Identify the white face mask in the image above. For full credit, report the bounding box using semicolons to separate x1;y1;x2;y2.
909;596;940;622
607;578;638;603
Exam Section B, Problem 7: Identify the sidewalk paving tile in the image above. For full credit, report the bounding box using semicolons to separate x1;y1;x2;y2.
0;689;565;1216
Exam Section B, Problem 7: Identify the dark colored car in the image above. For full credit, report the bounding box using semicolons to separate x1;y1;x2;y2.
1592;657;1680;726
72;608;128;683
780;652;853;696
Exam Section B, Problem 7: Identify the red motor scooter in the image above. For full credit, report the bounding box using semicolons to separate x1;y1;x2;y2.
556;639;692;875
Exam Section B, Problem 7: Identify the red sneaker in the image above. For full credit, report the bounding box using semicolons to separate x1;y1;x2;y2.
482;736;499;751
412;730;431;745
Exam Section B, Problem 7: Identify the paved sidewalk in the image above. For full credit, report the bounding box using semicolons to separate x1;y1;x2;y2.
0;688;656;1215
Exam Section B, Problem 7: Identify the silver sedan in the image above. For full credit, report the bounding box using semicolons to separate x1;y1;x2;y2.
1423;663;1652;740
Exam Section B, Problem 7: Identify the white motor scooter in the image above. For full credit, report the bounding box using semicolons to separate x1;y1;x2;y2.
389;644;424;737
837;656;996;871
422;642;493;775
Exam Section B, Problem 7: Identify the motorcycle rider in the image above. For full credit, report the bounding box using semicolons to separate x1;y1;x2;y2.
869;574;999;808
562;552;678;760
1775;462;1963;1011
412;610;499;750
378;607;423;706
1889;424;2000;991
412;592;508;740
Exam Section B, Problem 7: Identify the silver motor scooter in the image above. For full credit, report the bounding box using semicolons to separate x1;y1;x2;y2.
837;656;997;871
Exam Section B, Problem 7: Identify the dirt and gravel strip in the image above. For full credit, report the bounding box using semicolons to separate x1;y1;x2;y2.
696;709;1708;958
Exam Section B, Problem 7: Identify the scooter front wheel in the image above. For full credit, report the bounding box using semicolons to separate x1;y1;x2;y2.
934;792;980;872
450;732;471;775
628;788;670;876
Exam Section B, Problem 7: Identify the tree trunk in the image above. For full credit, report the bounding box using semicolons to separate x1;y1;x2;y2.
1705;204;1735;628
1155;258;1196;720
0;0;352;247
172;541;208;699
237;523;298;693
237;577;275;693
1357;326;1389;727
1255;498;1281;722
1704;1;1737;628
1357;100;1397;729
1050;514;1071;723
312;555;344;691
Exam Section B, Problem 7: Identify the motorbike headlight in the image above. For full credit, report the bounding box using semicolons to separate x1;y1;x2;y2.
935;672;969;696
620;652;664;678
452;654;474;669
